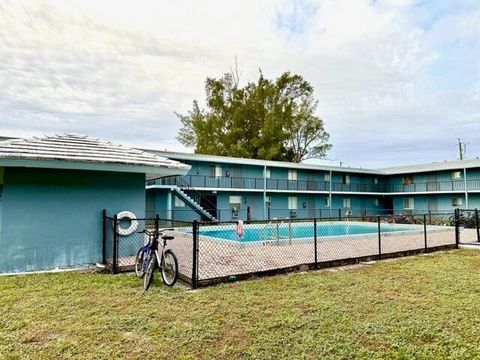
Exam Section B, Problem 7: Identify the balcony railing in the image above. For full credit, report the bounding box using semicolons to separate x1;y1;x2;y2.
147;175;480;193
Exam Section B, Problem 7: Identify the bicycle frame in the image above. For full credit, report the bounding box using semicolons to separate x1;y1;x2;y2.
140;230;171;272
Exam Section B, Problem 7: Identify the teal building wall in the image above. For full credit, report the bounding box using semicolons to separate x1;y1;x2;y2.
0;167;146;273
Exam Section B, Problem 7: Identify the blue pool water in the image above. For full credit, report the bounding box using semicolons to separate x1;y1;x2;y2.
199;222;420;242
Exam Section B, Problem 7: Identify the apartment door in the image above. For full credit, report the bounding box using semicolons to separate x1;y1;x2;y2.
427;197;438;213
247;195;258;220
200;195;217;219
426;174;438;192
307;197;315;218
231;168;243;188
307;172;316;191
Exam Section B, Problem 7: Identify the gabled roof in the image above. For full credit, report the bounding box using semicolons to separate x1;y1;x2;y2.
0;134;190;175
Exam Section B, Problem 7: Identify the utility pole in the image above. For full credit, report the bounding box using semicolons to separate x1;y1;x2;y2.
457;138;467;160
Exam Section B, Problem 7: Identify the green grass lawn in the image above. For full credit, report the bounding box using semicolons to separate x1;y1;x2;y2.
1;250;480;359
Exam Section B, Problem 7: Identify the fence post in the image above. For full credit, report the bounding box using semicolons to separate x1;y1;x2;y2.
475;208;480;243
377;216;382;260
423;214;428;253
102;209;107;265
155;214;159;233
314;218;318;268
191;220;199;289
454;208;460;248
338;208;342;221
112;214;118;274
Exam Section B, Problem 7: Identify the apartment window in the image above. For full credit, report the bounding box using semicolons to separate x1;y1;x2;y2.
324;173;331;181
452;197;463;207
174;196;185;208
342;175;350;184
288;196;297;210
211;164;222;178
403;197;414;210
265;168;271;178
288;196;297;218
229;195;242;206
402;175;413;185
343;197;351;209
373;177;378;184
451;171;462;180
288;170;297;181
324;197;330;207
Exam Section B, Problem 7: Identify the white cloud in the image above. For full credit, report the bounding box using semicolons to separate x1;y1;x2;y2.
0;0;479;167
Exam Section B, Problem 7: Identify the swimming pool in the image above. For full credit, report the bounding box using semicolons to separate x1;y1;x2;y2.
198;221;426;243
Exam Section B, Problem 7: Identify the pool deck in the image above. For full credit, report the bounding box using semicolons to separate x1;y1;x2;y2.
164;223;459;282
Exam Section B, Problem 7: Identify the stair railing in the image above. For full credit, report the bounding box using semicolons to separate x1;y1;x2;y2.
175;176;218;221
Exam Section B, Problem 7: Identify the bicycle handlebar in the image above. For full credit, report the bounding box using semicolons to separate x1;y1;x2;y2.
138;228;175;235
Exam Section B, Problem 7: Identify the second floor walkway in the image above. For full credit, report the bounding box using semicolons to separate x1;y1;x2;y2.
147;175;480;194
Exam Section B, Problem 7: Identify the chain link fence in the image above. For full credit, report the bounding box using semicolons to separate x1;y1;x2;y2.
457;209;480;244
193;213;457;286
104;213;194;286
103;210;478;288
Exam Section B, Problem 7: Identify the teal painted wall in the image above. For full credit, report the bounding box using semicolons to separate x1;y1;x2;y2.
0;168;146;273
392;194;480;213
146;189;202;222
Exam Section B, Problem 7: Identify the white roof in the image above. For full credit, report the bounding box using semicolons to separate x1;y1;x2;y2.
380;158;480;175
0;134;190;174
144;149;480;175
143;150;382;175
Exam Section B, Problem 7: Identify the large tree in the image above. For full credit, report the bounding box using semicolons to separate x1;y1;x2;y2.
176;71;331;162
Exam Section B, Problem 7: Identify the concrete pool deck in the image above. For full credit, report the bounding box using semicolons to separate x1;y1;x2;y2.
112;224;473;285
162;224;458;283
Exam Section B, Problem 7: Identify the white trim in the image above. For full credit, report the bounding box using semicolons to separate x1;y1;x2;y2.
146;185;480;196
147;184;384;195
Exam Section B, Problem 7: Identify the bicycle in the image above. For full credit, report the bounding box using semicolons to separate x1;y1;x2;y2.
134;228;179;290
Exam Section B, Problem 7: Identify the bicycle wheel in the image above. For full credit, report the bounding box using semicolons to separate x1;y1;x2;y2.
143;256;156;291
134;248;146;278
161;250;178;287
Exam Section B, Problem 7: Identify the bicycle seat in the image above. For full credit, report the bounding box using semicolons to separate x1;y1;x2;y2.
162;235;174;241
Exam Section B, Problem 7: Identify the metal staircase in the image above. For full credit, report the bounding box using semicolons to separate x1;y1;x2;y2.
147;175;218;222
173;186;218;222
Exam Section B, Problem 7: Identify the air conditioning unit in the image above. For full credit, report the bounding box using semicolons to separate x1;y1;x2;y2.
231;205;240;219
345;210;352;216
289;210;297;219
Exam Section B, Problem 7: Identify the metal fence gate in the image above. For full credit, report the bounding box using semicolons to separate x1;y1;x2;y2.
456;208;480;245
103;211;196;287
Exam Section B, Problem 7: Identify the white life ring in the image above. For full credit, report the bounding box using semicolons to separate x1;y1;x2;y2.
115;211;138;236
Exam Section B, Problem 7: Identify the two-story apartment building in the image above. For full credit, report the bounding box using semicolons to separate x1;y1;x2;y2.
144;151;480;222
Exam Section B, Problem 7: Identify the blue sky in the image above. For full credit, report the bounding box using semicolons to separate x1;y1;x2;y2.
0;0;479;168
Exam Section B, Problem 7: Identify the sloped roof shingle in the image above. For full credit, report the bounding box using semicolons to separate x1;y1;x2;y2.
0;133;190;174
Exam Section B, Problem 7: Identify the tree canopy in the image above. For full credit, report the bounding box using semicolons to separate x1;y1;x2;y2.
176;71;331;162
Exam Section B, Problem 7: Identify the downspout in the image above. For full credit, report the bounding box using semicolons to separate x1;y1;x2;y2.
464;167;468;208
263;164;267;220
167;189;173;221
329;170;333;217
